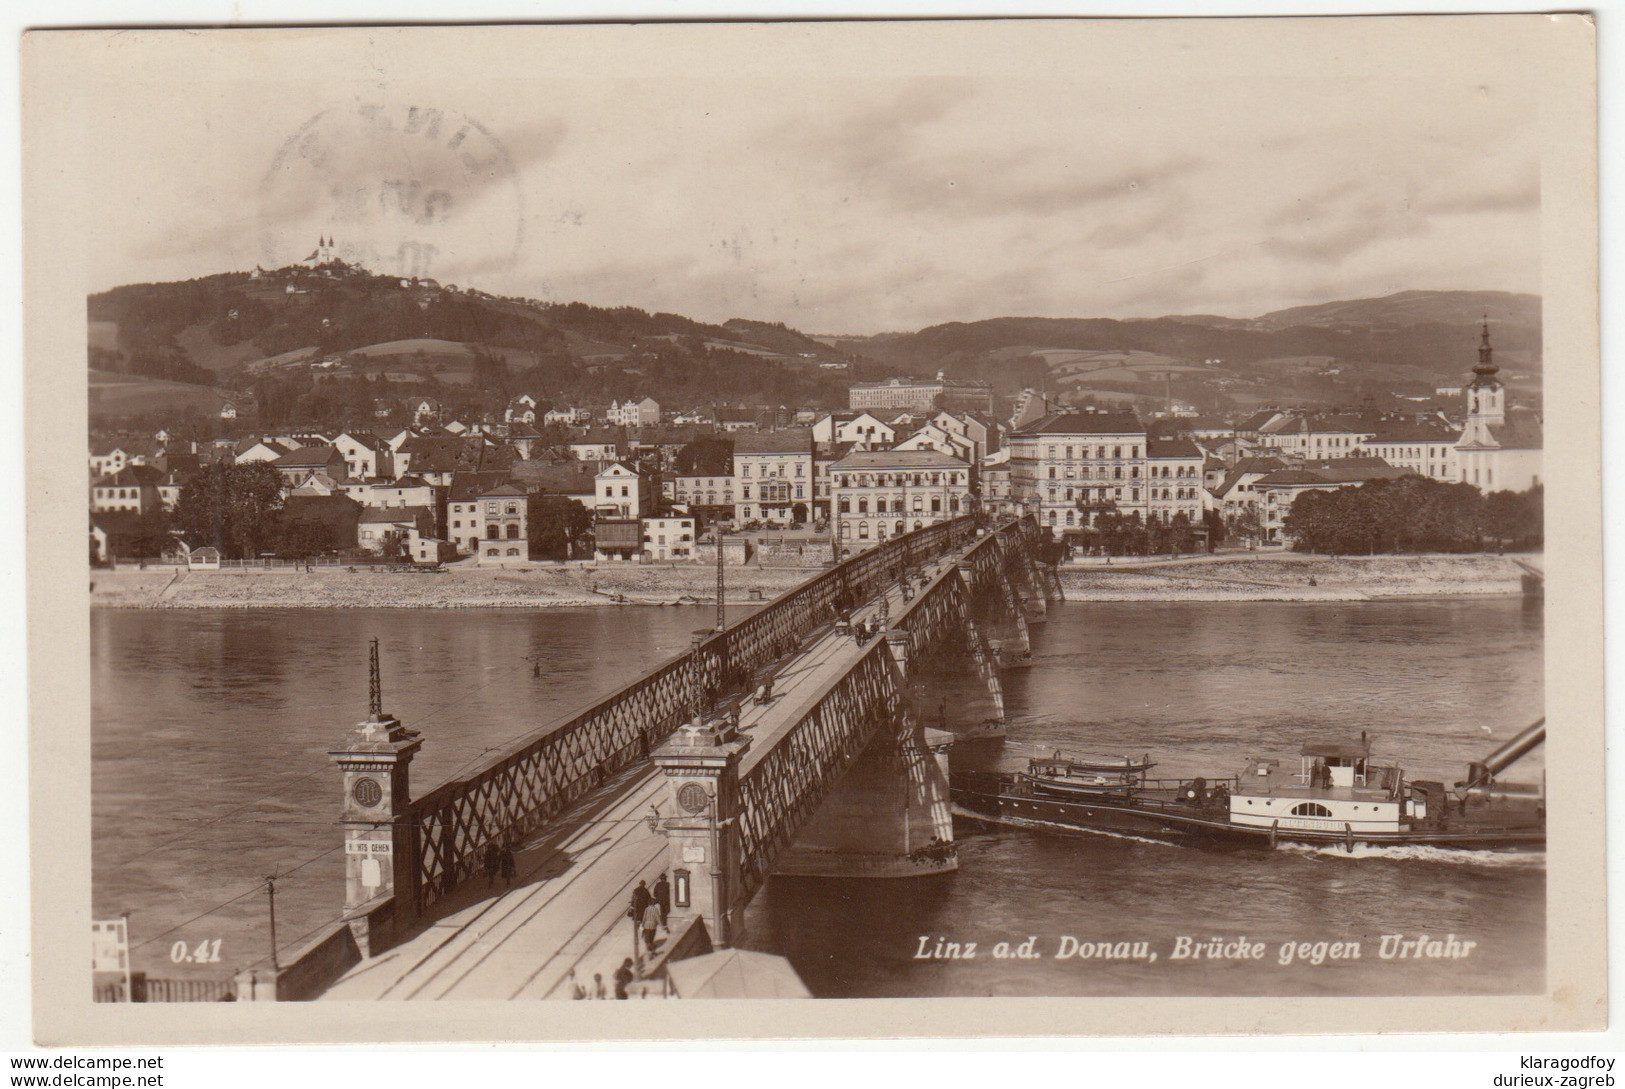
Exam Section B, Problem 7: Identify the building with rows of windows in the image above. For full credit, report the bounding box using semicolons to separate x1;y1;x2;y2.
829;449;972;551
847;371;994;415
733;430;814;526
1008;412;1204;536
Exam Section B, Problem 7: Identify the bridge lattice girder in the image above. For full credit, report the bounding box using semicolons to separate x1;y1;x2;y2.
400;515;1008;918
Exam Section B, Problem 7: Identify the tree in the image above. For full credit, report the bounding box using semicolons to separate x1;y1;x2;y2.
128;508;173;559
276;518;330;560
173;462;286;559
527;495;594;560
1483;486;1542;551
675;436;734;477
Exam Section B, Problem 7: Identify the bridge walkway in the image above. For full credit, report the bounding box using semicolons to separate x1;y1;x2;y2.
319;567;939;1000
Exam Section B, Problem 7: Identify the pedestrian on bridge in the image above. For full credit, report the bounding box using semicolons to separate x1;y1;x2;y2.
641;900;662;954
629;879;652;924
614;958;634;1000
499;841;517;888
652;872;671;930
482;841;502;888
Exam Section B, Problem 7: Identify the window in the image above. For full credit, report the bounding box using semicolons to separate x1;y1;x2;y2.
507;525;520;539
1290;802;1332;817
486;524;498;539
506;548;520;557
506;504;517;515
486;502;498;514
858;521;870;539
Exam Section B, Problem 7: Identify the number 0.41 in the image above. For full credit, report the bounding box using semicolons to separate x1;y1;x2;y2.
170;938;222;964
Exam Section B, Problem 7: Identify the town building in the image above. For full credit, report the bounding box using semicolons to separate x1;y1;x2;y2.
1356;420;1461;481
667;474;736;517
357;506;435;556
594;462;650;520
334;431;395;480
979;449;1014;517
642;516;696;561
830;449;973;551
469;483;529;565
608;397;661;428
1256;414;1376;460
593;520;642;561
90;465;164;515
271;444;349;489
446;471;516;554
1007;412;1151;536
733;431;814;526
812;411;895;448
848;371;994;415
1144;437;1207;525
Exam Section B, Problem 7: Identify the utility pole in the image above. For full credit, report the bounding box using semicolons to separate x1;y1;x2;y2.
714;522;727;633
265;876;280;972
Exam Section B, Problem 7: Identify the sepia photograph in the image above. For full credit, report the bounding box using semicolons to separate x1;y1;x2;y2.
20;14;1603;1044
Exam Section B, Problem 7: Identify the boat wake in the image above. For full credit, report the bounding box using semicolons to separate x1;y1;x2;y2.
956;808;1187;851
1276;842;1545;869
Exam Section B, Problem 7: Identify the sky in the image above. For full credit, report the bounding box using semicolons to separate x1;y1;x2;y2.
61;20;1546;334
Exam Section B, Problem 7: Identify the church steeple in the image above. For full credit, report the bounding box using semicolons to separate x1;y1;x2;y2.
1472;315;1499;382
1463;315;1505;430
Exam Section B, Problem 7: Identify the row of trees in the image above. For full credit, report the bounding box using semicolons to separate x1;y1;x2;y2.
1064;511;1201;557
1284;478;1542;555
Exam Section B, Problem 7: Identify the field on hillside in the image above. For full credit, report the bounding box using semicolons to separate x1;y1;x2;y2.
88;369;229;420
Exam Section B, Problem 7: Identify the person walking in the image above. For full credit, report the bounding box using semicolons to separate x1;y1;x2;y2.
482;841;502;889
652;872;671;931
499;841;517;888
613;958;634;1000
592;973;606;1000
641;899;662;954
629;879;652;925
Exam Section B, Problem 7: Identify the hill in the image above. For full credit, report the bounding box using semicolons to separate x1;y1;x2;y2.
1254;290;1541;331
86;263;874;426
830;291;1541;411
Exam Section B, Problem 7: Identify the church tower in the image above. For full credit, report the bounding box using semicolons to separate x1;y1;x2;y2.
1466;316;1506;427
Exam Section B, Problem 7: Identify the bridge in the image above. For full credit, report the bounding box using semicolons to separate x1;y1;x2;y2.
234;516;1058;1001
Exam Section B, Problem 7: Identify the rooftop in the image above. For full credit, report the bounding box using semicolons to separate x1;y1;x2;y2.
1013;412;1144;437
830;449;967;471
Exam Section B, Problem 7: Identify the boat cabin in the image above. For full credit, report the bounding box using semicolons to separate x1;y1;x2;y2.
1229;738;1410;834
1300;741;1370;789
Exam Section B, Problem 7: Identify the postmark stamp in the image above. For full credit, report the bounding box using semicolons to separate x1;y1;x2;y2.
257;103;525;284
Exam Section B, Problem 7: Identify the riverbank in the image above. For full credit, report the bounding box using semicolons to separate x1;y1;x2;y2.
88;551;1536;609
1058;552;1534;602
88;562;816;609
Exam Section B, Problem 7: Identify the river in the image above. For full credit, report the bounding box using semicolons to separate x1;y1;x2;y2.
92;597;1543;996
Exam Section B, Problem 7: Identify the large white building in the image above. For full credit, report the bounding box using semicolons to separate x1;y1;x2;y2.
1008;412;1155;536
848;371;993;415
830;449;973;551
1356;420;1461;481
733;431;814;526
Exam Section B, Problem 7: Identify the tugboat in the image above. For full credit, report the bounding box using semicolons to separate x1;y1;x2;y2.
951;720;1545;852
